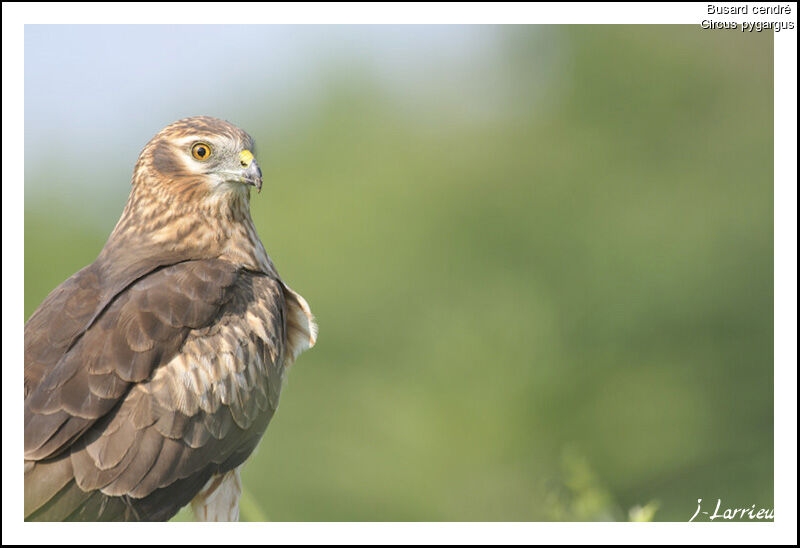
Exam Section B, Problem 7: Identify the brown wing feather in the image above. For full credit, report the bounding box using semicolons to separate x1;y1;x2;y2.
23;232;259;398
24;260;240;460
25;263;104;398
25;263;286;521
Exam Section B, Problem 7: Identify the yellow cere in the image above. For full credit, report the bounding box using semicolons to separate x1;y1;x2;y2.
239;150;254;167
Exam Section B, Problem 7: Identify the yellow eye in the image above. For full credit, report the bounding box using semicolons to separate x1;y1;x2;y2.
191;142;212;161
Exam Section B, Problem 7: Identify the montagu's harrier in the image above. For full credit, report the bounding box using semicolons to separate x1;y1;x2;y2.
24;116;317;521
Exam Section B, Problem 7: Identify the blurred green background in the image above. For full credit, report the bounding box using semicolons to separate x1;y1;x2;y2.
24;26;773;521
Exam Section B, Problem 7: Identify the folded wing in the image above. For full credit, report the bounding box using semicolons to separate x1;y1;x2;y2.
25;260;288;521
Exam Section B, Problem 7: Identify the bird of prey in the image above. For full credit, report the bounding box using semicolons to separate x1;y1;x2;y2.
24;116;317;521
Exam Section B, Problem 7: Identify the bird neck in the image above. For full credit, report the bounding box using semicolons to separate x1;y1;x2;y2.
102;181;276;277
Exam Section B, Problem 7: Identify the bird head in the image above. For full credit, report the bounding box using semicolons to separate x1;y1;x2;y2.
104;116;275;274
134;116;263;206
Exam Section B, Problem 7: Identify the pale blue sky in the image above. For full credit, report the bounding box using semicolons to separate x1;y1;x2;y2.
25;25;512;200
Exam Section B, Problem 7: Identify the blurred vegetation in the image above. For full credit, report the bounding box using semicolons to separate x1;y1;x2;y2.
25;26;773;521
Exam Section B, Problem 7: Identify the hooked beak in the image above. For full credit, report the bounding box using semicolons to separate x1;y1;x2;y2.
239;150;263;192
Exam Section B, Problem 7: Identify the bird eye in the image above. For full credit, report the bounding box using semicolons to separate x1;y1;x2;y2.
191;142;212;161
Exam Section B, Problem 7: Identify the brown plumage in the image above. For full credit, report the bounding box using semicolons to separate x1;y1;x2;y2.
24;116;317;521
